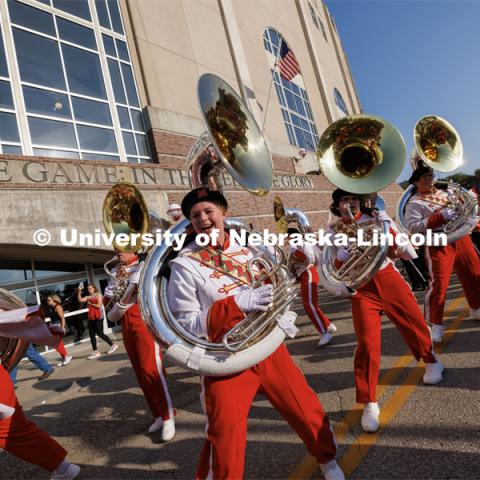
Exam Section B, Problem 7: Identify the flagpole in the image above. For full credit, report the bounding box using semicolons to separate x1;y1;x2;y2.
261;35;283;133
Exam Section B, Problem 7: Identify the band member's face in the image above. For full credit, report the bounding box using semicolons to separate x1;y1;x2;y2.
168;209;182;221
415;172;434;191
87;285;95;294
47;296;54;305
338;196;360;218
116;251;137;265
190;201;225;238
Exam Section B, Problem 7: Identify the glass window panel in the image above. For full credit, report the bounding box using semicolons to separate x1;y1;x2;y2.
33;147;79;158
82;152;119;161
127;156;139;164
77;124;117;152
102;34;116;57
29;117;77;148
37;0;51;4
52;0;91;21
8;0;55;36
291;114;301;127
117;106;131;128
23;86;71;119
290;82;300;95
107;0;124;34
72;97;112;125
269;29;279;47
0;80;14;109
107;59;126;103
263;38;271;53
284;90;296;111
95;0;110;29
120;63;139;107
300;118;310;131
11;288;38;306
135;133;148;156
130;109;144;131
0;112;20;142
304;132;315;150
0;260;33;285
57;18;96;50
122;131;136;155
116;39;129;61
13;29;65;90
294;95;306;116
2;145;22;155
62;44;106;99
294;127;306;148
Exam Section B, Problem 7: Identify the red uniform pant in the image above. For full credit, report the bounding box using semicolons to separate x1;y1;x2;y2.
300;267;331;334
196;344;337;480
424;236;480;325
351;264;435;403
122;304;174;420
56;339;68;359
0;365;66;472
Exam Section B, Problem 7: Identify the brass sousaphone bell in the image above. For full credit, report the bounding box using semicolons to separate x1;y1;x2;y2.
316;114;406;292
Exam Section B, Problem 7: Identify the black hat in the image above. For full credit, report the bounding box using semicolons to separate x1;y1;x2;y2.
181;187;228;219
408;166;433;185
331;188;356;206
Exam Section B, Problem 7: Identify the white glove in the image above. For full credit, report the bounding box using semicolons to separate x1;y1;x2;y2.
336;248;351;262
335;284;354;297
234;285;274;313
0;403;15;420
440;208;458;221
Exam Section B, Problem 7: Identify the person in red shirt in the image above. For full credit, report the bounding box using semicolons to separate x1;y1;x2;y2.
77;284;118;359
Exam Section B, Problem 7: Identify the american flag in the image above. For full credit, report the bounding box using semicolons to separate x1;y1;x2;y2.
277;41;300;81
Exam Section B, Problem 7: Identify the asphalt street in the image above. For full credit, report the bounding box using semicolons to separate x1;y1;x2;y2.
2;276;479;480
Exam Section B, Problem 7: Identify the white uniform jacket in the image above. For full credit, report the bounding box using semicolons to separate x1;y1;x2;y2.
404;188;449;234
168;236;256;340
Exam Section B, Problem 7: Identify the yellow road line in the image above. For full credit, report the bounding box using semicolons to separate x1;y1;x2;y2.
339;302;469;478
288;296;466;480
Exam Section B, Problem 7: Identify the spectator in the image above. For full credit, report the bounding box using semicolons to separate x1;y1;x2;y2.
77;284;118;359
46;295;72;366
9;344;55;385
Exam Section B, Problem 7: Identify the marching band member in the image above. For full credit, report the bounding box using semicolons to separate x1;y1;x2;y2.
404;166;480;342
469;169;480;253
0;289;80;479
329;189;443;433
167;187;344;480
287;227;336;346
104;250;175;441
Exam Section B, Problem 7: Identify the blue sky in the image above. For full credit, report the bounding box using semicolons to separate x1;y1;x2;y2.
325;0;480;181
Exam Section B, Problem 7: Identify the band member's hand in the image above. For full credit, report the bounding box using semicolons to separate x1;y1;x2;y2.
440;208;458;221
336;248;351;262
234;284;274;313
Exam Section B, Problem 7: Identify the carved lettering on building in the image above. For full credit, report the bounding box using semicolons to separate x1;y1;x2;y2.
0;158;315;190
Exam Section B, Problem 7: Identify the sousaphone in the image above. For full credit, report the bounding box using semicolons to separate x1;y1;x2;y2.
139;74;296;376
